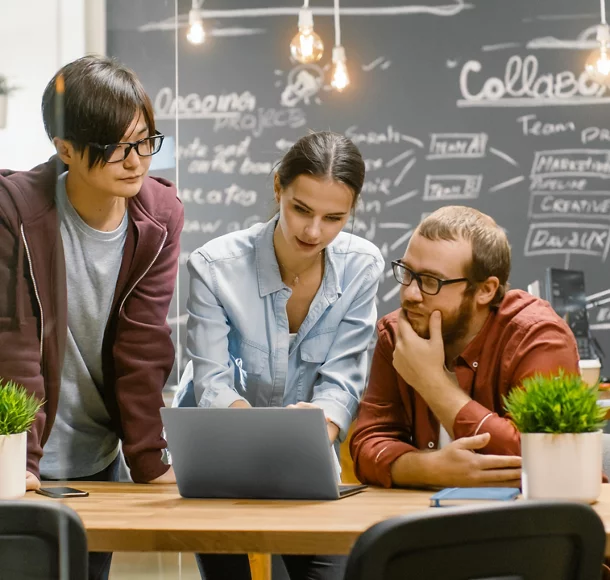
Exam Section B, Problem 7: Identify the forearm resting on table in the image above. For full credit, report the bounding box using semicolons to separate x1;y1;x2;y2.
390;450;442;488
389;435;522;489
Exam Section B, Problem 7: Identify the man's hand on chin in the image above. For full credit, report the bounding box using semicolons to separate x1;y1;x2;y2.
393;309;446;390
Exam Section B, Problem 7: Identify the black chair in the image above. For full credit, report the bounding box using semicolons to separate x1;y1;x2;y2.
344;501;606;580
0;500;88;580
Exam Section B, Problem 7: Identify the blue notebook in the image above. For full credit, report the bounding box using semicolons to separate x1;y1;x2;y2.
430;487;520;507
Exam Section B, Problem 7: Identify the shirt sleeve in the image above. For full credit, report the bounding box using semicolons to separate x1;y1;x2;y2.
350;321;416;488
452;318;580;456
311;258;384;442
186;250;248;409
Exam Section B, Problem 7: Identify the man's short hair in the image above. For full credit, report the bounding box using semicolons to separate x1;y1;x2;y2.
416;206;511;306
41;55;155;169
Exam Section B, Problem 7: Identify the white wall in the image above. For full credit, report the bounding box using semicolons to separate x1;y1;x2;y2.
0;0;89;170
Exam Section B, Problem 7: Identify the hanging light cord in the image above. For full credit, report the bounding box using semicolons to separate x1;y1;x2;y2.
334;0;341;46
303;0;310;8
601;0;607;25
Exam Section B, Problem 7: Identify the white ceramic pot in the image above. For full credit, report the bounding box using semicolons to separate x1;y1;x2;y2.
0;432;27;499
521;431;602;503
0;95;7;129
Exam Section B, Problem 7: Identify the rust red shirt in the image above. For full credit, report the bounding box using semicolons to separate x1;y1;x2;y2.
350;289;580;488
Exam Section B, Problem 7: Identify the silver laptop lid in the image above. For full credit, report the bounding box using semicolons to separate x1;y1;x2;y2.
161;407;340;500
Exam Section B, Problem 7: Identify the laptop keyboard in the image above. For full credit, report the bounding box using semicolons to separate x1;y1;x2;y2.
338;484;367;498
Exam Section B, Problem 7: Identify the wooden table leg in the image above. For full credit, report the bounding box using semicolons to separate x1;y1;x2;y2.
248;552;272;580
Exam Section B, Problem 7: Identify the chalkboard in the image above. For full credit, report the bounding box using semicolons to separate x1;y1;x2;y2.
107;0;610;380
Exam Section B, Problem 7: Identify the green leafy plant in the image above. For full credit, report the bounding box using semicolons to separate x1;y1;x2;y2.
0;379;43;436
0;75;17;96
503;369;606;434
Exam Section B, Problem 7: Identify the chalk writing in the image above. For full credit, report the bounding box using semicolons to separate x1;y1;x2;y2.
524;223;610;259
345;126;424;148
179;184;257;207
458;55;608;107
595;307;610;322
529;177;588;191
361;178;393;196
581;127;610;144
213;107;307;138
182;215;262;236
423;175;482;200
179;136;274;175
489;176;525;193
529;192;610;220
427;133;487;159
518;114;576;136
531;150;610;178
155;87;256;119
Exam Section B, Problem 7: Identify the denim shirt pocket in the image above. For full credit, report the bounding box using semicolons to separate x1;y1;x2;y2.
236;340;267;395
300;331;335;363
298;331;336;402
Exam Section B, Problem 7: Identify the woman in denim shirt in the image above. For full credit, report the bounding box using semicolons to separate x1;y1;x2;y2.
175;131;384;580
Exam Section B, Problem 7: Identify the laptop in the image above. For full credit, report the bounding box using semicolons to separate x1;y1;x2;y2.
161;407;367;500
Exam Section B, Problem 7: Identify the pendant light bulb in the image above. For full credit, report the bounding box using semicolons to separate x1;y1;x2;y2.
586;24;610;84
187;9;206;45
331;46;350;91
290;8;324;64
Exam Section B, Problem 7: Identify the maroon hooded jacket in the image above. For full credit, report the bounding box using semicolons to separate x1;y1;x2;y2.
0;159;184;482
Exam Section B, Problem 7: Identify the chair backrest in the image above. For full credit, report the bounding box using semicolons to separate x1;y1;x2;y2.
344;501;606;580
0;500;88;580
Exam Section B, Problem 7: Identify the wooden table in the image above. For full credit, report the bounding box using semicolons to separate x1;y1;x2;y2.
25;482;610;557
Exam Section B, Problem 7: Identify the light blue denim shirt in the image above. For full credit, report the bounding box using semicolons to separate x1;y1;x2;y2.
174;215;384;441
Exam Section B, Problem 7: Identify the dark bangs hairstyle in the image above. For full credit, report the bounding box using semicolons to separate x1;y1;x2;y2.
275;131;365;207
41;55;155;169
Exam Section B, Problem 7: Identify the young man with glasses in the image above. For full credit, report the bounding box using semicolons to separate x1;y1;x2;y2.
350;206;579;489
0;55;183;578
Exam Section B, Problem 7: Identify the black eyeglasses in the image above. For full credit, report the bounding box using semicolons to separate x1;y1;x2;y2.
391;260;470;296
88;131;164;163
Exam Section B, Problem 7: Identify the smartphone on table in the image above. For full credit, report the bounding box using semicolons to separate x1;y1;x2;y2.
36;486;89;498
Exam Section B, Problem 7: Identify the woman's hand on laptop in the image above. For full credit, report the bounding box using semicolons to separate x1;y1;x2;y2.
149;465;176;484
286;402;340;443
229;399;251;409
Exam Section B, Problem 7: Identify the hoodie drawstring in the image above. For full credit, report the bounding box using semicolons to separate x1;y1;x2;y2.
15;225;25;327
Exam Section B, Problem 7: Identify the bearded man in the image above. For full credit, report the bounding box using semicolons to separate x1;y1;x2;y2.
350;205;579;489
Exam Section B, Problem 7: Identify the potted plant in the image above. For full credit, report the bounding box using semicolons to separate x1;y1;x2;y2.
0;75;17;129
0;379;43;499
504;370;606;503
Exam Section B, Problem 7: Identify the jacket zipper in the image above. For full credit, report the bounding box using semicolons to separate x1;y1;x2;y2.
20;225;44;359
119;231;168;314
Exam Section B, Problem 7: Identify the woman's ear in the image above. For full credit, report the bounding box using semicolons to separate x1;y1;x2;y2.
273;173;282;204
